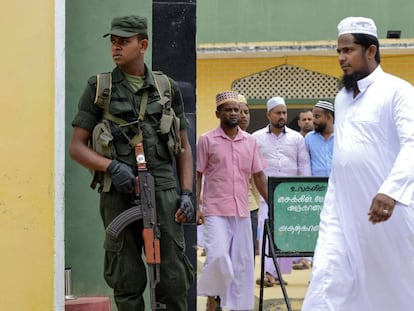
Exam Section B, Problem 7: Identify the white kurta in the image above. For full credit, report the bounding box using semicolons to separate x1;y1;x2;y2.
253;126;311;276
302;66;414;311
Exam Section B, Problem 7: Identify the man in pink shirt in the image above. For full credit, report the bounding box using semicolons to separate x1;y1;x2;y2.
197;91;268;311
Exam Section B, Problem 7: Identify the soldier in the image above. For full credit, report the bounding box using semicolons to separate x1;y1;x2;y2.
69;15;194;311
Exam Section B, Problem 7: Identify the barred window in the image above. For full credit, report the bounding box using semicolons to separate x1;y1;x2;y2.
232;64;339;99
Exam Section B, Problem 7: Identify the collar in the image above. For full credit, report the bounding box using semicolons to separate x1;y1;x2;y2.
267;124;286;134
111;64;157;89
215;126;244;141
356;65;382;94
312;130;334;139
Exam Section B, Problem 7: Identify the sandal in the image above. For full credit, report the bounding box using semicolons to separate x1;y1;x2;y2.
274;279;288;285
292;258;312;270
266;272;288;285
256;277;274;287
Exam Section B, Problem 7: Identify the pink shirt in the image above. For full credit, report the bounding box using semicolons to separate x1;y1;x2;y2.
197;126;266;217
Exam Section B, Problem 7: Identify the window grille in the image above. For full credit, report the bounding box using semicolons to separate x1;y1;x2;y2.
232;64;339;100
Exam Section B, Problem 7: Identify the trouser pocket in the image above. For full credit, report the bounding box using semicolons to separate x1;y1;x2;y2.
103;228;146;293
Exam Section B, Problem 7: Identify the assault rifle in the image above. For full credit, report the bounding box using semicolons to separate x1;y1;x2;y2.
106;143;166;310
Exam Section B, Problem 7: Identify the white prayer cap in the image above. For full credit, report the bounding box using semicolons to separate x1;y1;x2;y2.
314;100;334;112
337;17;377;38
238;94;247;104
267;97;286;112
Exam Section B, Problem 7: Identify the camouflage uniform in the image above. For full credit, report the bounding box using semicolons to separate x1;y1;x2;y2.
72;65;194;311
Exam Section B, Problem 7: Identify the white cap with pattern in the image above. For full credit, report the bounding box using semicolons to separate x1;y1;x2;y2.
216;91;239;107
314;100;334;112
337;17;377;38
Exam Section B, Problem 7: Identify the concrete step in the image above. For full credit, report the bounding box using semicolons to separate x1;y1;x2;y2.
65;296;111;311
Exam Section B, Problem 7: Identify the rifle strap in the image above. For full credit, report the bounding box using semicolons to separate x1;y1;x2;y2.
152;71;182;160
94;71;172;151
152;71;172;112
95;72;148;148
138;89;148;122
94;72;112;110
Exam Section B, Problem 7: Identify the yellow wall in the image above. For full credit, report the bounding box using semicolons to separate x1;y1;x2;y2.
0;1;55;310
196;53;414;137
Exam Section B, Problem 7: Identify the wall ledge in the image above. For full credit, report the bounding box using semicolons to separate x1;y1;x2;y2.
197;39;414;59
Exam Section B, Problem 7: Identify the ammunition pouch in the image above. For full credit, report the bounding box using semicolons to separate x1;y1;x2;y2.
154;73;182;161
159;103;182;161
90;119;117;192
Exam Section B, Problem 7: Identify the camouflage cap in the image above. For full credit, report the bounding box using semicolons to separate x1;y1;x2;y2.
103;15;148;38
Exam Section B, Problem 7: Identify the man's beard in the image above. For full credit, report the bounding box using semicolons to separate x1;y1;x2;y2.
314;123;326;133
339;72;366;90
223;119;239;128
272;120;285;129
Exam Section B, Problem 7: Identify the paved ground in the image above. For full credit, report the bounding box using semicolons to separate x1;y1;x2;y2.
196;248;311;311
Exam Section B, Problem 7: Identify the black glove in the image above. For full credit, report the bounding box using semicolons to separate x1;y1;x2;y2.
107;160;136;193
179;190;194;220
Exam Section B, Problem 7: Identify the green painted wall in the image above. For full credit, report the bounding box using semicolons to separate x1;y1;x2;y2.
65;0;152;304
197;0;414;43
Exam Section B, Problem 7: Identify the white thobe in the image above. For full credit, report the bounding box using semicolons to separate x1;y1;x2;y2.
302;66;414;311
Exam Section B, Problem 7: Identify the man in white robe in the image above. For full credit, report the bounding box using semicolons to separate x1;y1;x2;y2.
302;17;414;311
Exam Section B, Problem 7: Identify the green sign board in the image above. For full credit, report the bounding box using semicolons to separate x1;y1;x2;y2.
269;177;328;254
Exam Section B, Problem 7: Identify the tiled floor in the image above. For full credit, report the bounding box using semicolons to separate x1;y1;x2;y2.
196;248;311;311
